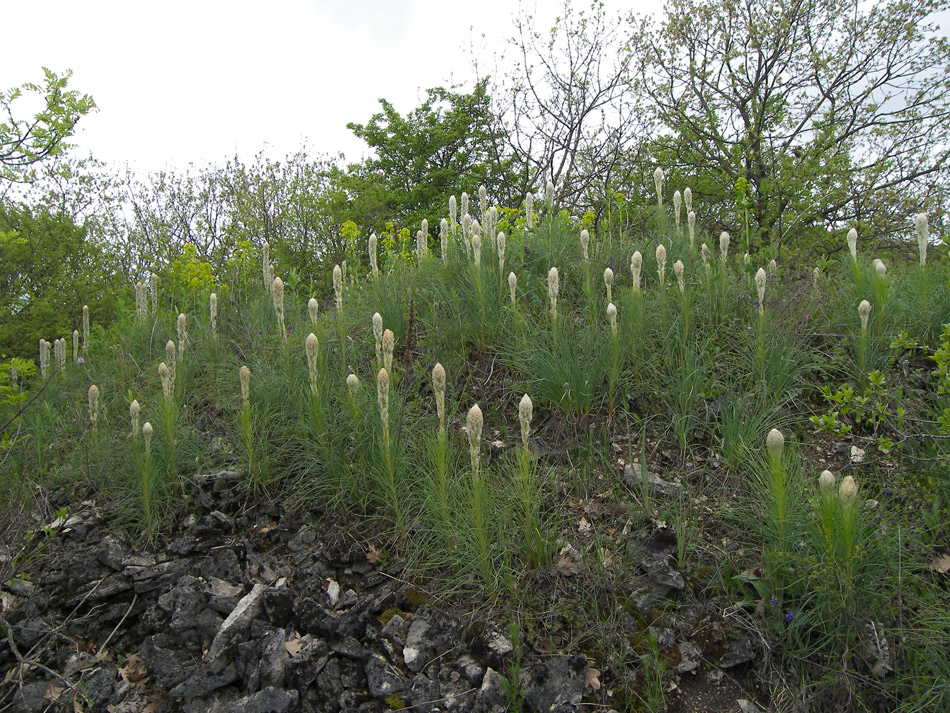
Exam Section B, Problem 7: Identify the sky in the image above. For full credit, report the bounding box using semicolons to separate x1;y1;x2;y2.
1;0;652;176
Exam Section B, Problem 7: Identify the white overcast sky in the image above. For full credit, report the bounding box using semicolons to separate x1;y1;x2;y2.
1;0;653;175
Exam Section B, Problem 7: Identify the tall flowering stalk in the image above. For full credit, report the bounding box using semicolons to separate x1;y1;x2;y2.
684;187;692;214
654;167;664;208
369;234;379;280
177;313;188;362
305;333;327;442
382;329;395;374
372;312;383;370
719;232;731;313
54;338;66;373
210;293;218;340
580;230;594;320
377;368;405;539
165;340;177;395
629;252;643;370
159;356;178;490
262;242;274;293
82;305;89;357
508;271;517;306
431;363;451;533
449;195;457;238
871;259;887;335
87;384;99;432
461;192;469;224
497;231;506;296
516;394;542;566
467;404;493;594
308;298;319;330
846;227;861;287
673;190;682;239
462;213;472;260
755;268;768;386
440;218;449;265
604;267;614;305
858;299;871;393
140;421;155;538
548;267;560;339
764;428;790;566
687;211;696;251
333;265;347;370
525;192;534;231
656;244;667;288
72;330;79;364
607;303;619;418
39;337;49;378
272;277;287;345
135;282;147;321
915;213;929;313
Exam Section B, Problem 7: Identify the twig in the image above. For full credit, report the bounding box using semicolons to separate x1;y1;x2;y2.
0;613;77;693
98;593;137;653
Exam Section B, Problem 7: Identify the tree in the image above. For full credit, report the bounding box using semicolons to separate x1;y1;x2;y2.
346;79;518;229
0;68;96;188
632;0;950;254
497;0;651;214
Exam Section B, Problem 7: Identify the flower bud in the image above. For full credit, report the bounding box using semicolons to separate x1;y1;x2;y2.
472;234;482;266
656;244;667;286
369;233;379;279
847;228;858;261
580;230;590;260
239;365;251;405
519;393;533;450
143;422;153;453
382;329;395;373
858;299;871;331
308;298;319;327
653;167;664;205
674;260;685;293
88;385;99;427
719;232;730;263
130;399;140;438
818;470;835;491
766;428;784;461
508;272;518;304
607;302;618;336
687;211;696;249
839;475;858;502
631;251;642;290
604;267;614;302
548;267;559;318
915;213;929;265
755;268;767;309
346;373;360;396
373;312;383;366
684;186;692;213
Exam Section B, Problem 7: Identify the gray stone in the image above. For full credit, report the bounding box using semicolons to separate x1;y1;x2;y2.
404;606;460;672
221;686;299;713
381;614;410;646
404;673;441;713
207;582;265;662
365;653;410;698
521;656;586;713
720;637;757;668
260;628;289;688
675;642;702;674
169;663;238;699
141;633;194;690
472;667;507;713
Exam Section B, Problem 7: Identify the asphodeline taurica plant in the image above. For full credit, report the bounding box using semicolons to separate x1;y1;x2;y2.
631;251;642;290
656;244;667;287
604;267;614;304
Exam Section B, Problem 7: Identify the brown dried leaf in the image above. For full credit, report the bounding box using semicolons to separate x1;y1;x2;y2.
44;684;65;701
285;638;304;657
577;517;592;534
366;544;383;564
119;653;149;689
929;553;950;574
585;664;602;691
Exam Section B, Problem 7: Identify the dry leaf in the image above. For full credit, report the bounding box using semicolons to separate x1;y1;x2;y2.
366;544;383;564
44;684;65;701
285;638;304;657
119;653;149;689
143;693;166;713
73;698;85;713
533;637;558;654
585;664;602;691
96;647;115;663
929;553;950;574
258;521;278;534
577;517;592;534
553;545;582;576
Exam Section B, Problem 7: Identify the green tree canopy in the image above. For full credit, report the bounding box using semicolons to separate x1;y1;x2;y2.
0;68;96;187
631;0;950;254
346;79;519;230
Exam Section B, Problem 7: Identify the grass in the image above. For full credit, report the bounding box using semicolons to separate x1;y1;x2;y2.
1;193;949;711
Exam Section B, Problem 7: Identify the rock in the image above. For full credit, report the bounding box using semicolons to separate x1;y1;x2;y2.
521;656;586;713
850;446;866;463
333;634;368;660
326;578;342;607
259;628;289;688
719;637;757;668
623;462;680;498
404;606;461;672
11;616;51;647
10;680;52;713
221;686;299;713
365;653;410;698
675;642;702;674
207;582;265;662
287;525;317;553
141;633;194;690
169;664;238;698
126;559;190;594
381;613;411;646
472;667;507;713
404;673;441;713
263;586;295;627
